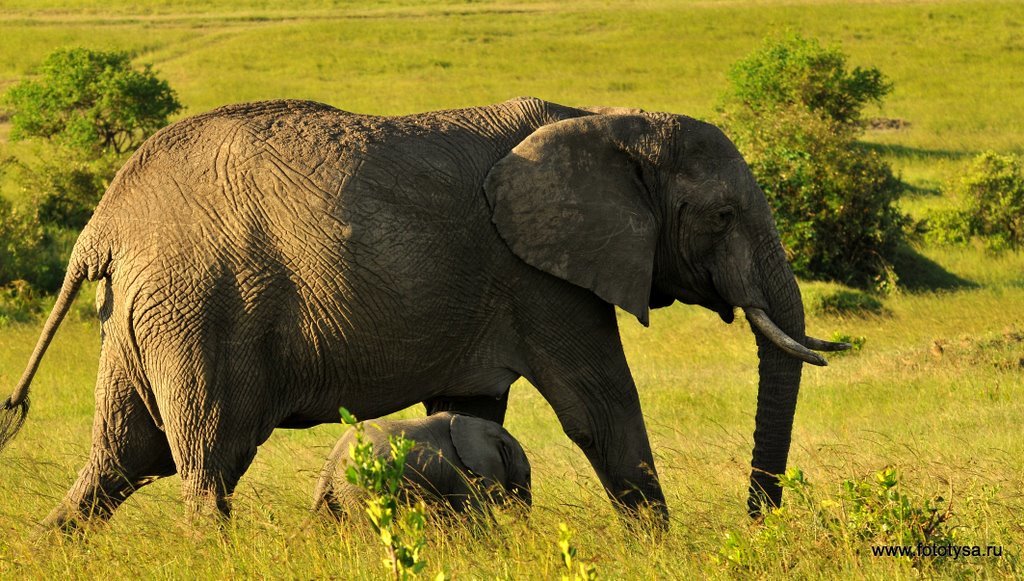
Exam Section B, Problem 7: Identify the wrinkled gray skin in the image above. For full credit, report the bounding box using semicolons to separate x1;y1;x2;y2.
0;97;845;530
313;412;531;517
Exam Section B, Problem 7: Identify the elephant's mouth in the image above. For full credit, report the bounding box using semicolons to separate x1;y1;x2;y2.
663;280;735;324
710;300;735;324
698;273;736;324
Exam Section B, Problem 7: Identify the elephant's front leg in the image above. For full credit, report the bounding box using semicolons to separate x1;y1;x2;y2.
543;375;665;524
524;306;667;526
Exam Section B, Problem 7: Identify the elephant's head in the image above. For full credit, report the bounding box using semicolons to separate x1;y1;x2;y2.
450;414;532;507
484;112;847;515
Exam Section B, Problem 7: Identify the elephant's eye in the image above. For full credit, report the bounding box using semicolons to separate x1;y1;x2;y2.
711;206;735;231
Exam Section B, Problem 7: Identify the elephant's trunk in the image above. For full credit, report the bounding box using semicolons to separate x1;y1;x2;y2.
745;239;807;516
511;481;532;508
508;464;532;508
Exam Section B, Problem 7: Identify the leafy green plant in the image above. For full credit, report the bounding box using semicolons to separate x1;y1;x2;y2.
725;32;891;128
838;467;954;548
3;48;181;235
0;189;69;293
829;332;866;356
0;196;41;286
721;35;907;290
804;286;886;317
340;407;438;581
15;153;121;230
927;151;1024;251
719;467;957;571
0;280;49;328
556;522;598;581
3;47;181;156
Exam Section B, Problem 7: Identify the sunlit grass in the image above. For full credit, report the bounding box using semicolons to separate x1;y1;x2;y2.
1;0;1023;577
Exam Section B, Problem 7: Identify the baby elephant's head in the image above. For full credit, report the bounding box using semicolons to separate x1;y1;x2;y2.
449;414;532;508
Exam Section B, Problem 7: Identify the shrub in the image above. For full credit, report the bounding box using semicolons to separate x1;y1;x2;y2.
3;47;181;156
0;280;49;327
725;33;891;128
803;284;886;317
718;467;957;572
16;152;120;230
0;192;76;293
0;197;40;285
924;207;972;247
3;48;180;234
927;151;1024;251
0;193;70;293
721;35;907;290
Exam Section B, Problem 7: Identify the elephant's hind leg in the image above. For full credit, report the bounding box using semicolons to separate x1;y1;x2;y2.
158;349;275;521
42;361;175;532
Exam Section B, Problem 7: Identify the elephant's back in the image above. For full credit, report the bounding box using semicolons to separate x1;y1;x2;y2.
88;97;586;261
91;100;367;231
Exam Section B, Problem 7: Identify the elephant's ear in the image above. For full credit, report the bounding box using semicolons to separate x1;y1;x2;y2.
484;115;659;326
449;414;505;483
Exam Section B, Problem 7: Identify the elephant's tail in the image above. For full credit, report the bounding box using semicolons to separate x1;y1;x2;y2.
0;239;103;453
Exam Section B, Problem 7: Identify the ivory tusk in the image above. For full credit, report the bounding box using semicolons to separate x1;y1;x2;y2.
745;308;828;367
804;336;852;352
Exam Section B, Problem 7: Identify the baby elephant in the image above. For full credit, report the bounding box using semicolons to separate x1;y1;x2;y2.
313;412;531;517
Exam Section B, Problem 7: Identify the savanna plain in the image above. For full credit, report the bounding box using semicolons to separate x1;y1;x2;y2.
1;0;1023;578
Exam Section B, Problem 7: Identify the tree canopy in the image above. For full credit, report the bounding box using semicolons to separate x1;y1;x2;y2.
721;34;905;290
725;33;891;128
4;47;182;155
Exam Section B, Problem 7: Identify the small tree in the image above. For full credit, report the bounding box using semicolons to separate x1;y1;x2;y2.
726;33;891;129
2;48;181;232
0;197;43;286
4;47;181;155
721;34;906;290
928;151;1024;251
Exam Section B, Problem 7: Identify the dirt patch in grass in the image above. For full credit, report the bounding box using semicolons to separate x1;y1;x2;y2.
868;117;911;131
928;328;1024;371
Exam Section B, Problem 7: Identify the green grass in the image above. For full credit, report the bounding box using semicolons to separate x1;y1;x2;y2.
2;0;1024;577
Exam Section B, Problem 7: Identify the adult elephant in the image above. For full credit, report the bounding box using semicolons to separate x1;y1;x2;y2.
0;97;845;530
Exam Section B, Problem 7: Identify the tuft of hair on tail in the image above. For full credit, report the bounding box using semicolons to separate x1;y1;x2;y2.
0;396;30;452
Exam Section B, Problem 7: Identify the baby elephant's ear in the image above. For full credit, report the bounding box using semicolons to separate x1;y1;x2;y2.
484;114;660;326
449;414;505;482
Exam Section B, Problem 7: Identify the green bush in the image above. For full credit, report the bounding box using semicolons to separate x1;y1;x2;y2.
0;280;49;328
0;193;70;293
17;152;120;230
0;47;181;299
718;467;957;572
0;193;77;293
726;33;891;128
804;285;885;317
924;207;972;247
339;408;433;580
721;35;907;290
927;151;1024;251
3;47;181;156
0;197;40;285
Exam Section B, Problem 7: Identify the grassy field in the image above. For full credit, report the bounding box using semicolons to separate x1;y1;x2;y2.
1;0;1023;578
